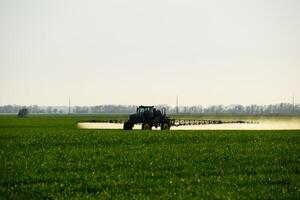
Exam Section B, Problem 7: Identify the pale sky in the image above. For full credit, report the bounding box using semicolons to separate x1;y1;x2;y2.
0;0;299;106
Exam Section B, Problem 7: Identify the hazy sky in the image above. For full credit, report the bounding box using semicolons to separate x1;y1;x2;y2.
0;0;299;106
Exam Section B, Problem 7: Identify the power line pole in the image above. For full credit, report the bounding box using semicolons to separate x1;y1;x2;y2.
176;96;179;114
292;95;295;114
69;96;71;115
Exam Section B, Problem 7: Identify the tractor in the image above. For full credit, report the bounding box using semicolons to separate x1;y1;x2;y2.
123;105;172;130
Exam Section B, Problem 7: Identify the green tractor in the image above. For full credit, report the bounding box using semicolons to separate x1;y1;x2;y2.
123;105;172;130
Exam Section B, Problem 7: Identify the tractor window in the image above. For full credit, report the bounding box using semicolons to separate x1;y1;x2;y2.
144;107;152;112
138;107;153;113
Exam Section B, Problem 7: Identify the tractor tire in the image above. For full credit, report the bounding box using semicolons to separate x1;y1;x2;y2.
123;122;133;130
142;123;152;130
161;123;170;130
123;122;129;130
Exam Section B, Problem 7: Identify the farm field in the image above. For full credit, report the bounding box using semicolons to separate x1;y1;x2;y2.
0;115;299;199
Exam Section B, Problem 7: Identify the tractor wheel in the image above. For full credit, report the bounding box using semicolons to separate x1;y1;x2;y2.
161;123;170;130
123;122;133;130
142;123;152;130
123;122;129;130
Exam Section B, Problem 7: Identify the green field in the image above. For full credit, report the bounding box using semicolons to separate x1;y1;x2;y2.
0;115;299;199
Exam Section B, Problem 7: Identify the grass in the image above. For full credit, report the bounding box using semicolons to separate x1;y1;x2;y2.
0;115;299;199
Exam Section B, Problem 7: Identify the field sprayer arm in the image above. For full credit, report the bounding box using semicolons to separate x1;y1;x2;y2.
170;119;258;127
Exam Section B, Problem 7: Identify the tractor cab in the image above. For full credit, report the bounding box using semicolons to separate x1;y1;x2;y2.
136;106;154;115
136;105;155;120
136;105;166;116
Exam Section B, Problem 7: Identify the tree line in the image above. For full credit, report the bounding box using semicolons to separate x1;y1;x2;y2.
0;103;299;114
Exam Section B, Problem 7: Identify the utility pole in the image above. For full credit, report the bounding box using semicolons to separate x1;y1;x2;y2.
176;96;179;114
69;96;71;115
292;95;295;114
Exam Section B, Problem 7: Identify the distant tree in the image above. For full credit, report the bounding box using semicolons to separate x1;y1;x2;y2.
46;106;52;114
0;103;297;115
18;108;29;117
